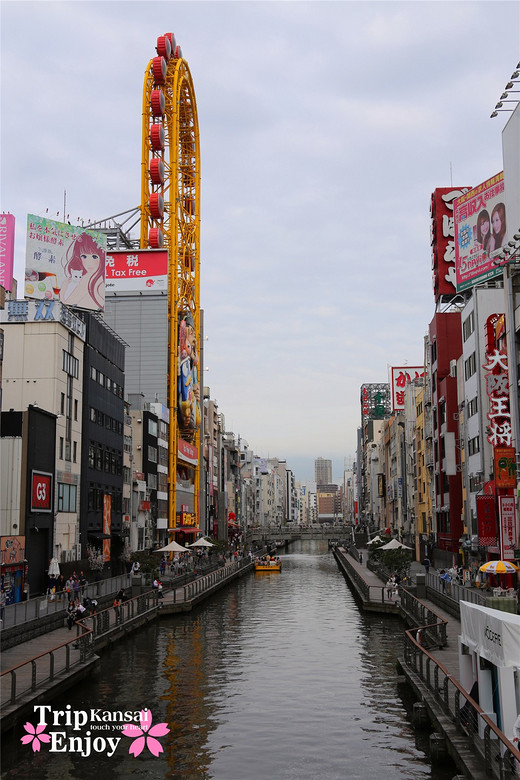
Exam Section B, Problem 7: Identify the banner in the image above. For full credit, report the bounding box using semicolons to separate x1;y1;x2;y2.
477;494;498;548
103;494;112;562
498;495;517;561
0;213;15;291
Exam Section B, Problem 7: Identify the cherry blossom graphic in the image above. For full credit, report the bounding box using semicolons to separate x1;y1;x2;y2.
20;722;51;752
122;708;169;757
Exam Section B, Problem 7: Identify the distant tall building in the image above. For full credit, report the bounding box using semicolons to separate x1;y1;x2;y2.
315;457;332;486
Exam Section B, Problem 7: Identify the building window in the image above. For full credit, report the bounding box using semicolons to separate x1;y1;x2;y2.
468;436;480;456
60;392;65;414
73;441;77;463
59;437;64;460
464;352;476;381
74;399;78;421
58;483;77;512
462;311;475;342
148;445;157;463
467;397;478;418
62;350;79;378
148;418;158;437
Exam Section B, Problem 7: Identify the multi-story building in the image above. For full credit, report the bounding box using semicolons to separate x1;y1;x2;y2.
314;457;332;486
79;311;125;569
428;310;464;566
1;299;86;588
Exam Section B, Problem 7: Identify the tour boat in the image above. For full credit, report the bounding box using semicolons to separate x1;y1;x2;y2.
254;559;282;572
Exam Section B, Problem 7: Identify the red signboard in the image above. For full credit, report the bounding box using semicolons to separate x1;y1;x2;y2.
105;249;168;293
430;187;470;302
31;471;52;512
103;494;111;562
178;437;198;466
477;495;498;548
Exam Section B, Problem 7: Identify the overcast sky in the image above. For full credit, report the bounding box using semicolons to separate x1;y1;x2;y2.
2;1;519;482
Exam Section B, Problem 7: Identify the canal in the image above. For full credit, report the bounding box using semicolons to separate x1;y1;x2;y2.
2;541;457;779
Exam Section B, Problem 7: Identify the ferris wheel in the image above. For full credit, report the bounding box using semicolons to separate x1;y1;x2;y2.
140;33;201;531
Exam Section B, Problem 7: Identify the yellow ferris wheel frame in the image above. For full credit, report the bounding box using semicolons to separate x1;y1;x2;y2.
140;42;201;534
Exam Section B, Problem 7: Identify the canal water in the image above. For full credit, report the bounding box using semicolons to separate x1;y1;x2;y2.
2;541;457;779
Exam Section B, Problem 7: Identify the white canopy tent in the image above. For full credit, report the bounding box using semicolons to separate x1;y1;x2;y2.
367;535;383;546
189;538;215;548
155;540;188;553
379;539;412;550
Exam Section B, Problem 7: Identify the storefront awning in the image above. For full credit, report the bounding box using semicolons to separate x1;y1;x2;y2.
172;527;201;534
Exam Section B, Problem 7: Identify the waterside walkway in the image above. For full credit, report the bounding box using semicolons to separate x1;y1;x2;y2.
333;546;520;780
0;556;254;733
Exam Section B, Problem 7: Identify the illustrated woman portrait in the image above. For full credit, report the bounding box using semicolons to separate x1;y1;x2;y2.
476;209;491;254
489;202;506;253
60;232;105;310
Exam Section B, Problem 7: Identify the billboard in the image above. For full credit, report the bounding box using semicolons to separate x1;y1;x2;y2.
430;187;470;302
177;310;201;435
105;249;168;293
25;215;106;311
454;172;507;291
390;366;424;412
0;213;15;292
360;383;391;423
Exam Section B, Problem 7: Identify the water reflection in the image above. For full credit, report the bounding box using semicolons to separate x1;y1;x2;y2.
1;541;456;779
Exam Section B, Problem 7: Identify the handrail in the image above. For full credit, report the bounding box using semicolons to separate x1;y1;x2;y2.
404;627;520;777
1;624;93;709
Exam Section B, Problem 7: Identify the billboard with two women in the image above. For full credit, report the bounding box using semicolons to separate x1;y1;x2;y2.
454;172;507;291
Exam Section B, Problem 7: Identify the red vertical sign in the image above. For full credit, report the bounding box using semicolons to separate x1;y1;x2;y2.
103;494;111;562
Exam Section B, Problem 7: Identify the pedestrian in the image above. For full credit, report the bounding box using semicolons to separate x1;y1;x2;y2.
79;571;87;593
113;596;122;623
67;601;77;630
0;587;6;622
439;569;446;592
359;552;363;565
422;557;431;574
386;576;395;600
131;560;141;575
160;558;166;576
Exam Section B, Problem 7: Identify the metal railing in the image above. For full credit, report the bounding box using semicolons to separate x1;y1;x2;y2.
164;557;253;604
425;572;486;607
399;588;447;648
1;625;93;710
404;630;520;779
1;573;136;630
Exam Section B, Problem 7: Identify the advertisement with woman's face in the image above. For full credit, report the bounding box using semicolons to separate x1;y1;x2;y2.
25;214;106;311
454;172;507;292
177;310;201;435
